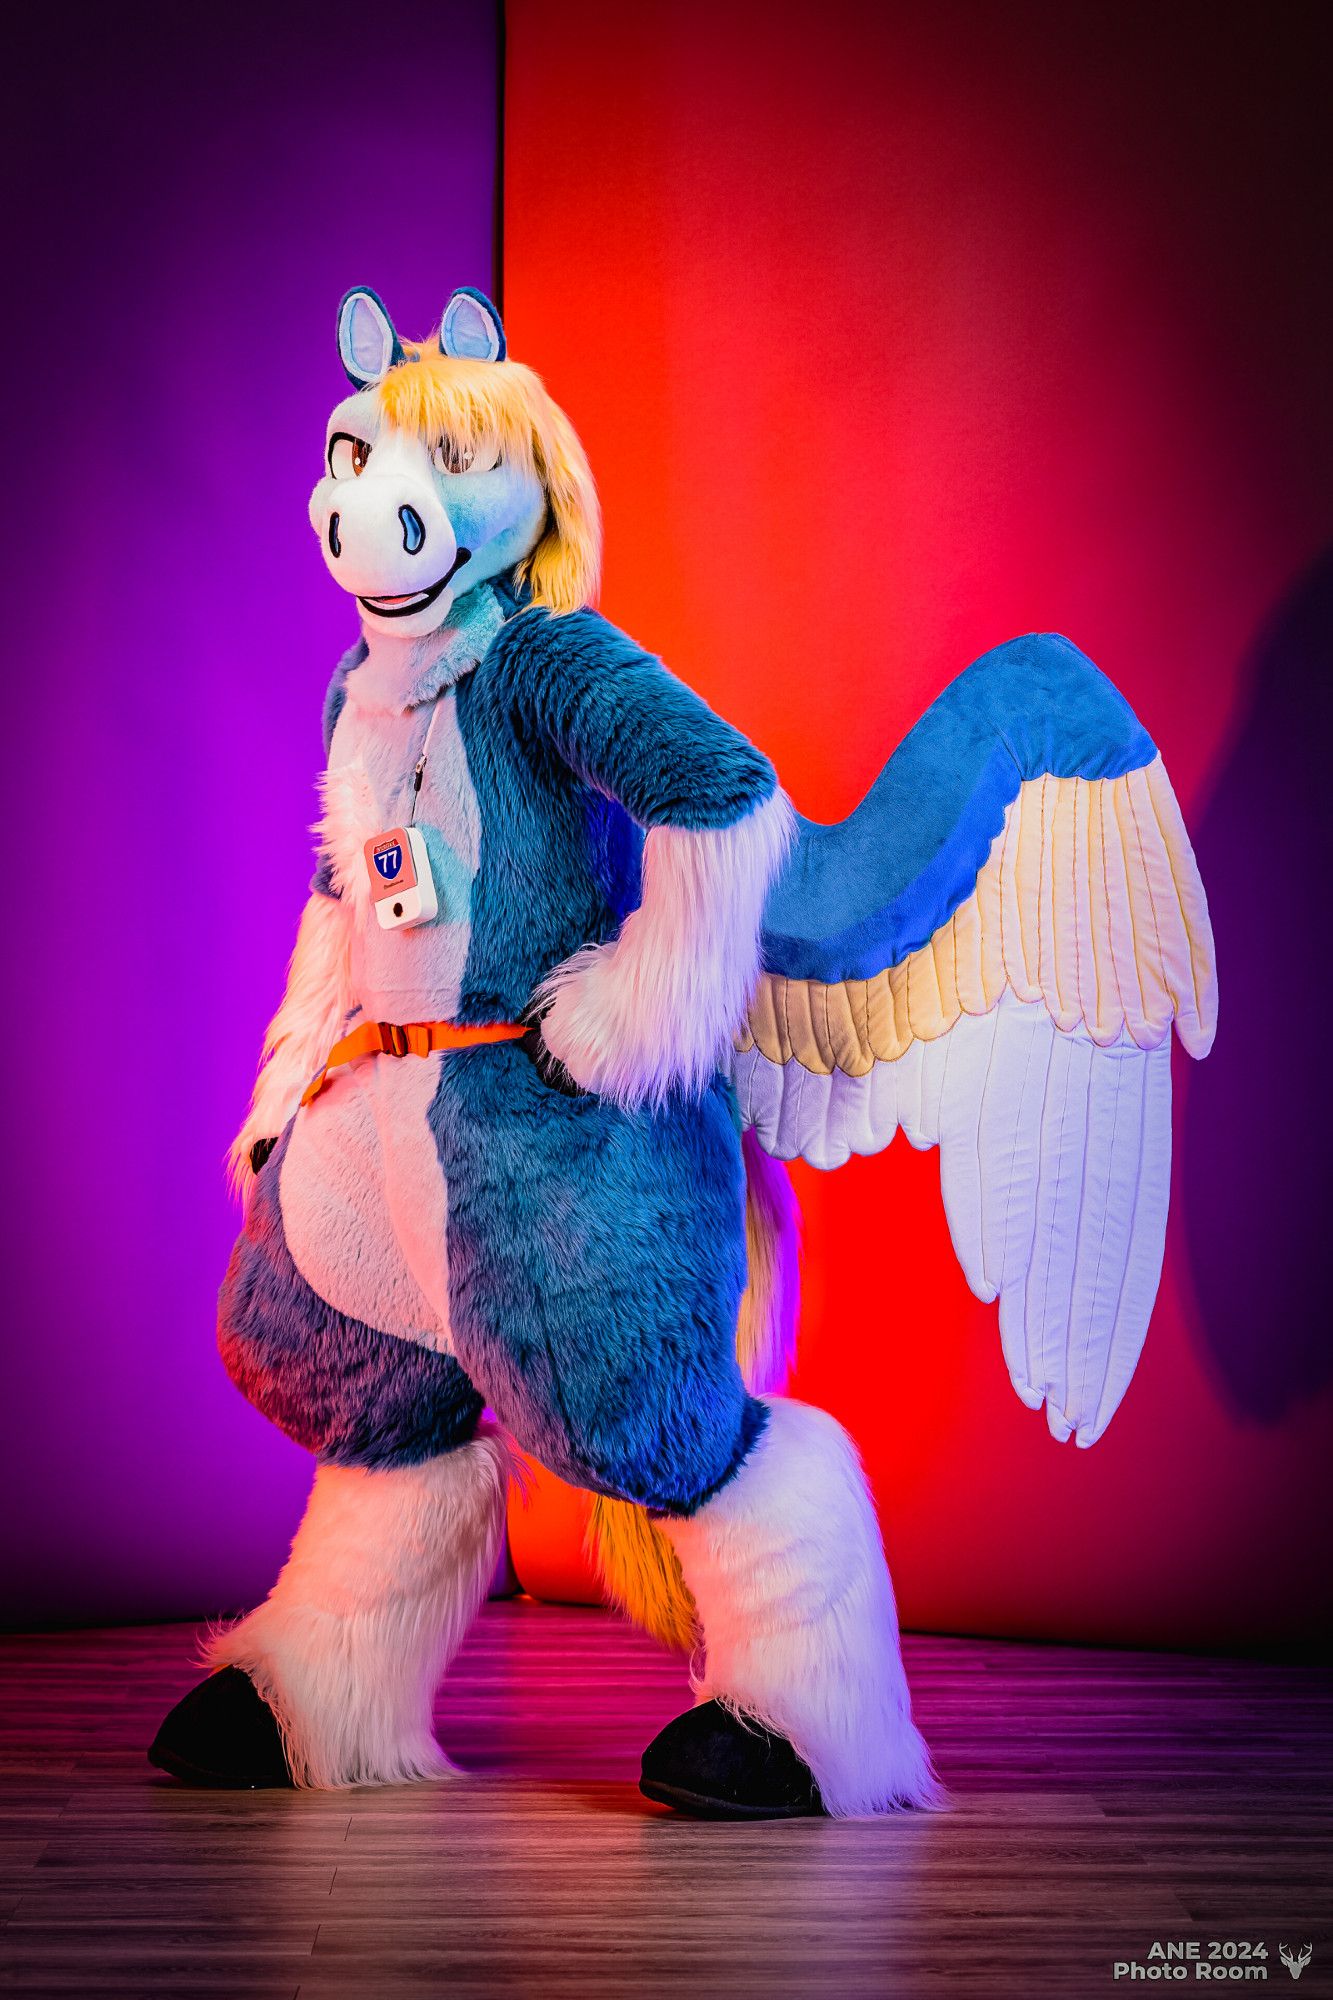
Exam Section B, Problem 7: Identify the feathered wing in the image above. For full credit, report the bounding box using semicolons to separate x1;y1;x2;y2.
733;632;1217;1448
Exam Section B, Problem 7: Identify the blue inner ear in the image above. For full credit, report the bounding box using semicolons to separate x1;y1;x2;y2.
337;287;404;386
440;287;506;362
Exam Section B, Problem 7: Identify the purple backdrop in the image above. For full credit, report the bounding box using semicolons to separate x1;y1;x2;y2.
2;4;500;1624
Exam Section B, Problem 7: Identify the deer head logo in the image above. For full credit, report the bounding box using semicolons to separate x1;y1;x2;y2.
1280;1944;1313;1981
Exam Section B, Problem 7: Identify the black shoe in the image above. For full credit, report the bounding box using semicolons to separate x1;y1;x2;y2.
148;1667;293;1788
640;1699;825;1819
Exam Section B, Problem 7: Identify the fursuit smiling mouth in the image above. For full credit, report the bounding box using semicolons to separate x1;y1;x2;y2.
357;547;472;617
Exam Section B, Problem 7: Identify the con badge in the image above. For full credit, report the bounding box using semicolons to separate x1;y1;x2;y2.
364;825;440;930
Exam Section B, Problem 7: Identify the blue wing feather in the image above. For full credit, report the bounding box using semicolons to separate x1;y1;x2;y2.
761;632;1157;983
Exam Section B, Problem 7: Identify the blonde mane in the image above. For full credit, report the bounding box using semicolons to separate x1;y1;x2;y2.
378;345;601;614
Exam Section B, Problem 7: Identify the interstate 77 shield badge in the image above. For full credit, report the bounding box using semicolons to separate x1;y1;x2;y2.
364;825;440;930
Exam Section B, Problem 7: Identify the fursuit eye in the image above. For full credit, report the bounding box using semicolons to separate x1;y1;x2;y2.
431;435;501;477
328;433;371;479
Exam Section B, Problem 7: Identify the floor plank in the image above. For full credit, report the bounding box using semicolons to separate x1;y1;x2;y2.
0;1602;1329;1997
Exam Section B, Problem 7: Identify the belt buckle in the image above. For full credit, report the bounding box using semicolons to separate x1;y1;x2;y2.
383;1022;409;1057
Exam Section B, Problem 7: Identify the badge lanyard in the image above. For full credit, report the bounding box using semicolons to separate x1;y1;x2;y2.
405;699;445;829
363;700;447;931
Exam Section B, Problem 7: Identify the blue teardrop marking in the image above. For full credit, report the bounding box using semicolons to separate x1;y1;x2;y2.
399;504;425;555
328;512;341;558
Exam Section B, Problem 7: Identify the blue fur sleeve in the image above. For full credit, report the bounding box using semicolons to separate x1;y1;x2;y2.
495;607;776;829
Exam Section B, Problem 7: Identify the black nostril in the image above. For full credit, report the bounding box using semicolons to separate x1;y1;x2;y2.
328;512;341;558
399;504;425;556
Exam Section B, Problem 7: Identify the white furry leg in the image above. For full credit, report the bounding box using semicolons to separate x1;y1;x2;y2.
206;1432;509;1788
659;1398;944;1817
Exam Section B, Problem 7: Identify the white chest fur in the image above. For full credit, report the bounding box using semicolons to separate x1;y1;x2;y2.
318;687;482;1021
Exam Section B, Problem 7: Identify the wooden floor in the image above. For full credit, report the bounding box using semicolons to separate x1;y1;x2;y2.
0;1604;1330;1999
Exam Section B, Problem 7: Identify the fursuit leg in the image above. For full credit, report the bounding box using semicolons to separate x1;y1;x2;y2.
654;1397;944;1817
156;1433;509;1789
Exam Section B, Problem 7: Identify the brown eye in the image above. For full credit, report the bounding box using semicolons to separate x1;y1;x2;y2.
431;435;475;475
431;434;500;476
328;433;371;479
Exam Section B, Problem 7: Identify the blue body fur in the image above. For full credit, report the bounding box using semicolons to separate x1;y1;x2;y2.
223;593;773;1507
429;1042;765;1511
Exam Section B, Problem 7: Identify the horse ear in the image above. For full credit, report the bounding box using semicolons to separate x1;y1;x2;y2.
336;287;404;388
439;287;506;362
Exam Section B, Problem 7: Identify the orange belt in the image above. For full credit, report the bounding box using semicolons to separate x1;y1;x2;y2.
301;1018;526;1106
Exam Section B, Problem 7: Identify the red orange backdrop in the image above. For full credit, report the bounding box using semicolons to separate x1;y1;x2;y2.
501;0;1333;1648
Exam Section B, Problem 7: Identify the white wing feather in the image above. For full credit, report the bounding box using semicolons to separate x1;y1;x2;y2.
735;992;1176;1446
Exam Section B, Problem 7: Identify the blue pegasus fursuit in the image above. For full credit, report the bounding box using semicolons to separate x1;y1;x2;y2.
149;285;1216;1818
